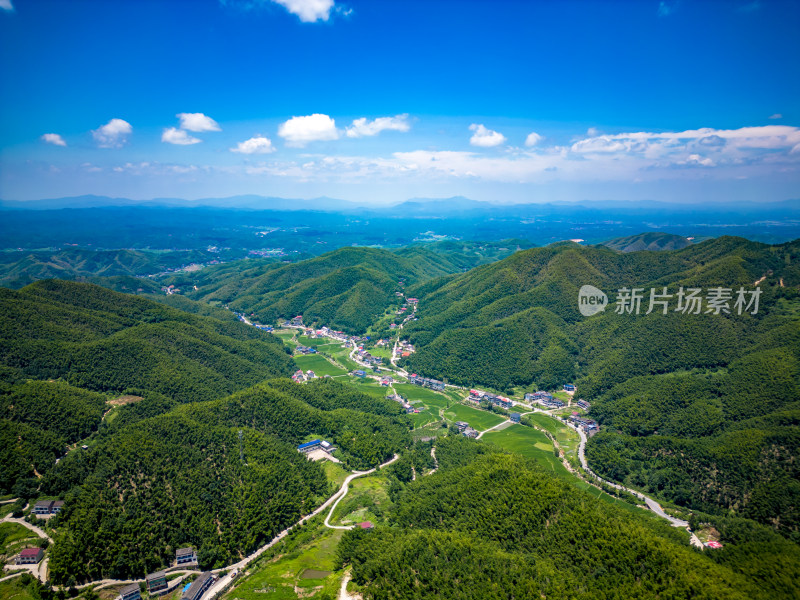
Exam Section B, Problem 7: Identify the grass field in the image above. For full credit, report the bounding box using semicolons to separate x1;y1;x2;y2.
294;354;348;377
329;473;392;527
443;404;506;431
322;461;350;489
0;522;38;561
225;518;344;600
483;425;662;519
526;413;581;460
0;578;36;600
394;384;450;409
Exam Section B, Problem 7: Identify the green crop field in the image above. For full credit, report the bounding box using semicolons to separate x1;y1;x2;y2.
482;425;659;518
443;404;505;431
294;354;348;377
526;413;581;459
394;383;450;410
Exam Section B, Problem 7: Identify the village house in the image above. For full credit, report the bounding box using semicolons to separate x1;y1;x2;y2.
291;315;304;326
146;571;169;595
576;399;591;410
510;412;521;423
358;521;375;530
463;427;479;438
455;421;469;432
306;370;316;380
175;547;198;566
33;500;54;515
563;383;576;392
543;398;565;409
119;583;142;600
409;374;445;391
182;572;215;600
353;369;366;378
16;547;44;565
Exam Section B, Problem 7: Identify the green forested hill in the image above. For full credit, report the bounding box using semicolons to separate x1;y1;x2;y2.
162;244;527;333
44;378;411;584
601;231;692;252
400;237;800;537
0;248;214;289
0;279;297;495
339;437;800;600
0;280;295;398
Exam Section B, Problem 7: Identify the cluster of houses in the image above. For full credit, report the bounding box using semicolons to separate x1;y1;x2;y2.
525;391;565;409
568;413;599;433
468;389;513;410
297;439;337;455
396;340;415;358
356;347;383;367
292;369;317;382
576;399;590;410
455;421;479;438
379;375;393;386
295;345;318;355
118;549;206;600
410;374;445;391
352;369;366;378
387;393;420;414
33;500;64;516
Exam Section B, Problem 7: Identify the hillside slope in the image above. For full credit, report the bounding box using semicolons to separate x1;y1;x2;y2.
400;237;800;537
167;245;524;332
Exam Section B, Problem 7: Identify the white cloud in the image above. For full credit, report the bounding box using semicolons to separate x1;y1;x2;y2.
177;112;221;132
278;114;339;147
162;127;202;145
769;113;782;120
271;0;334;22
345;114;410;138
0;0;14;12
41;133;66;147
92;118;132;148
524;132;543;147
231;135;276;154
469;124;506;148
676;154;716;167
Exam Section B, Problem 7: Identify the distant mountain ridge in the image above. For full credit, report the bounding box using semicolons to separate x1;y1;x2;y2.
601;232;692;252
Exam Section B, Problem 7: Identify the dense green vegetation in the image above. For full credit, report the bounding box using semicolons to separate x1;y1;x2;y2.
0;280;295;399
338;437;800;600
44;379;410;584
0;247;219;289
163;245;521;333
601;231;692;252
400;237;800;537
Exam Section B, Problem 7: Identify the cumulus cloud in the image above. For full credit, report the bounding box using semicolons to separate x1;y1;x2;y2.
272;0;334;22
769;113;782;120
676;154;716;167
345;114;410;138
524;132;544;147
92;118;132;148
41;133;66;147
469;124;506;148
0;0;14;12
177;112;221;132
162;127;202;145
231;135;276;154
278;114;339;147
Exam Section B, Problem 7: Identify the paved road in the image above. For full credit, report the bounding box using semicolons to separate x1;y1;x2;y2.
324;456;400;530
199;454;399;600
567;420;689;528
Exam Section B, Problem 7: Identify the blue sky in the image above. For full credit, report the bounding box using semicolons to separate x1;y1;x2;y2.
1;0;798;205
